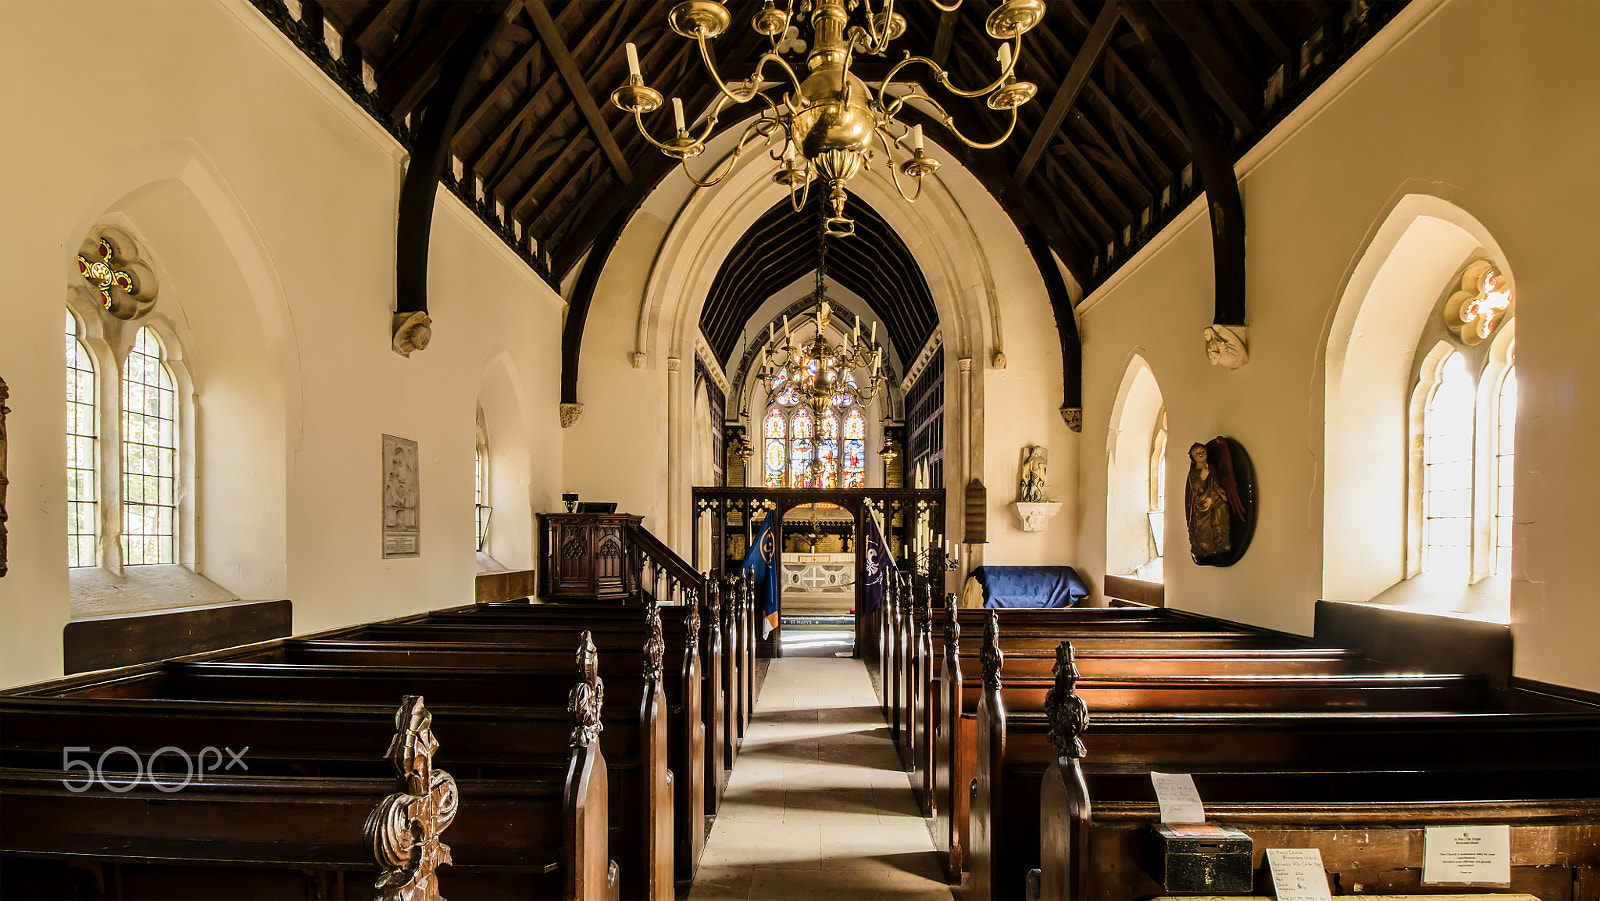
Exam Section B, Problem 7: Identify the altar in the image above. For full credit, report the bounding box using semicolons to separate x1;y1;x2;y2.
781;553;855;594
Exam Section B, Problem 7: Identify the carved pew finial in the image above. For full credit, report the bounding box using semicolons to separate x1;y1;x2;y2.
643;599;665;683
570;631;605;748
980;611;1003;691
1045;641;1090;761
366;695;459;901
943;593;959;650
684;587;701;655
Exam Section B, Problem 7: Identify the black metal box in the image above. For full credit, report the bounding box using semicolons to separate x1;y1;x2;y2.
1146;823;1255;894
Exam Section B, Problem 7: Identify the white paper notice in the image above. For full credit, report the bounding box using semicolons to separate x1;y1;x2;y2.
1423;825;1511;884
1149;771;1205;824
1266;848;1332;901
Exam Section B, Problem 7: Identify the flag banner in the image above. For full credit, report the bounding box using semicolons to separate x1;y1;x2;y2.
862;508;896;616
741;513;780;639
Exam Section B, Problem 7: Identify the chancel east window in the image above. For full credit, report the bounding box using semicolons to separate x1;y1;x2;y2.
762;367;867;489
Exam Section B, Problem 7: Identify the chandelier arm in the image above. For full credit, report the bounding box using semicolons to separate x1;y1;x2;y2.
787;174;814;213
935;104;1020;150
632;109;696;154
696;35;807;105
677;118;776;188
875;126;926;203
878;38;1021;104
926;0;962;12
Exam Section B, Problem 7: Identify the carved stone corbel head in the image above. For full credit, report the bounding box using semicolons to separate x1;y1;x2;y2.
1203;323;1248;369
1059;407;1082;432
392;311;433;358
560;403;584;429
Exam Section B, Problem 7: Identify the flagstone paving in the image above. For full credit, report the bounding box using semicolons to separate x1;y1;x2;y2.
688;656;955;900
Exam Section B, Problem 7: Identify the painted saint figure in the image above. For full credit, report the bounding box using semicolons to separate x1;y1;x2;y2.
1185;443;1230;557
1020;446;1048;502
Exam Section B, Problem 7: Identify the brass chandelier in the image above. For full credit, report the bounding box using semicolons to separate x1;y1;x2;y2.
611;0;1044;236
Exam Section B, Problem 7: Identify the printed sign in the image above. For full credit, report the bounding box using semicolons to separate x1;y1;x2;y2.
1423;825;1511;884
1266;847;1332;901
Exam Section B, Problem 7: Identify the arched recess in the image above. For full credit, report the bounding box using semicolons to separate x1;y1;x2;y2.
622;125;1030;549
477;350;533;571
63;143;300;606
1106;356;1166;579
1323;193;1513;604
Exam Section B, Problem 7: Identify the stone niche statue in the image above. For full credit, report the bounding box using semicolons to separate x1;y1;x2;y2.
1019;446;1048;503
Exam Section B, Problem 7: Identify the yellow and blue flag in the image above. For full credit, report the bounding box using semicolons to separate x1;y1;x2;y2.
742;513;780;638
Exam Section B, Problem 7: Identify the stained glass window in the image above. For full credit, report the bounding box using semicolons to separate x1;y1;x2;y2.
1493;354;1517;575
66;310;98;567
1422;351;1472;575
764;406;786;488
790;408;814;488
842;408;865;488
121;327;177;565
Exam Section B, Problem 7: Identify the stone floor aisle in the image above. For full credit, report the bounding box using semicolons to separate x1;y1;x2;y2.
687;657;955;900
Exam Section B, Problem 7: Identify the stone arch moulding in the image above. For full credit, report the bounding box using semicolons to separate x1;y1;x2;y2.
65;139;303;448
557;113;1083;419
1322;191;1511;604
637;129;1024;548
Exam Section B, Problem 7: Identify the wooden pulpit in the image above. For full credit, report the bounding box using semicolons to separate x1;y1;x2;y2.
537;512;643;602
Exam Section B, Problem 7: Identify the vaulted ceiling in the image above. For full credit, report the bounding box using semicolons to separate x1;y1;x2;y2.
702;191;937;369
260;0;1404;366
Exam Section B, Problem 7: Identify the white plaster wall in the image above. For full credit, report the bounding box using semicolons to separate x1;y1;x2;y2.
1075;0;1600;691
0;0;561;686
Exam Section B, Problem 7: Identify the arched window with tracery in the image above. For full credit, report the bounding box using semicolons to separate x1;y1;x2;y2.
121;326;178;565
65;310;98;567
1422;350;1473;575
1492;346;1517;574
763;364;870;489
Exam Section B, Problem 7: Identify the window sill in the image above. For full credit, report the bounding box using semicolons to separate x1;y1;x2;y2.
69;565;236;619
1365;571;1511;625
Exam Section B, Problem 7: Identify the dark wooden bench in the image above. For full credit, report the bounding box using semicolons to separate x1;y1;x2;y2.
975;638;1600;901
1;663;618;901
10;623;675;901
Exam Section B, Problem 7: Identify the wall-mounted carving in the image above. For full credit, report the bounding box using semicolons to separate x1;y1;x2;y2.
1184;436;1256;567
560;402;585;428
382;434;420;557
1059;406;1082;432
1203;323;1249;369
391;310;433;358
1019;446;1049;503
75;228;157;321
1444;261;1513;345
1010;502;1062;532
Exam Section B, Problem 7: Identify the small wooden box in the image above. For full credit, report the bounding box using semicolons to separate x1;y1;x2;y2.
1146;823;1254;894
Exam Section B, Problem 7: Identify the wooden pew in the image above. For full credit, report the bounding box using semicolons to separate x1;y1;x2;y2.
973;636;1600;901
928;604;1302;878
339;598;712;882
0;651;619;901
13;620;676;901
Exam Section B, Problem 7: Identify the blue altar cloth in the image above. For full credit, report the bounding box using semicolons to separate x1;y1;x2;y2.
972;565;1088;609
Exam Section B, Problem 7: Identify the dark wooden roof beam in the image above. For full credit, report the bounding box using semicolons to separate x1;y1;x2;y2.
527;0;633;185
1147;0;1259;134
346;0;407;52
1012;0;1120;187
379;1;504;121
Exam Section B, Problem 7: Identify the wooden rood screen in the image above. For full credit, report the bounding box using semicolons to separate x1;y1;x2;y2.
691;487;944;657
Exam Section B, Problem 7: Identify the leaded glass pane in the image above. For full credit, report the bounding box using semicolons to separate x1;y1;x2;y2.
66;310;98;567
1493;362;1517;574
121;327;177;565
764;407;786;488
1423;352;1473;575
